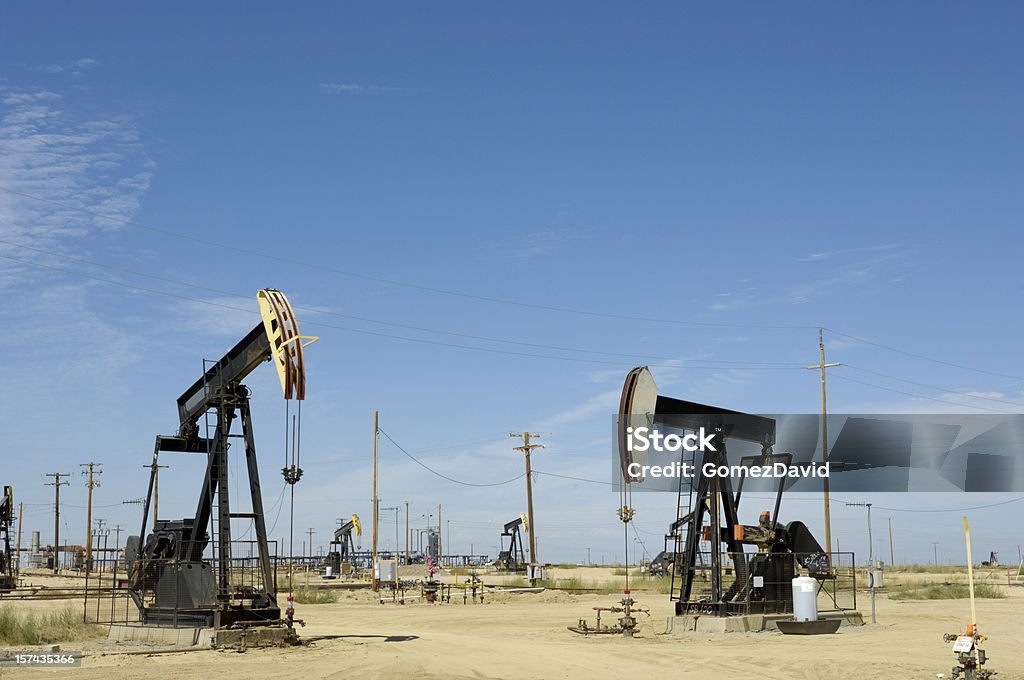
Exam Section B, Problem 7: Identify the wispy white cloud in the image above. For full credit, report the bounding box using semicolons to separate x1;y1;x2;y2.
31;57;101;77
786;251;901;305
0;85;154;287
74;57;100;71
319;82;409;95
537;388;620;431
825;335;868;352
171;296;261;339
486;227;585;259
520;228;584;258
708;247;905;312
797;243;900;263
0;79;157;434
709;285;760;312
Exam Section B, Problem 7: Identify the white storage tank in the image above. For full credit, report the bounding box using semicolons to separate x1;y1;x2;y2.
792;576;818;622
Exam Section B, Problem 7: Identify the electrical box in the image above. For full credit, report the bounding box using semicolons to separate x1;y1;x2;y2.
527;564;546;581
868;569;884;588
375;559;397;583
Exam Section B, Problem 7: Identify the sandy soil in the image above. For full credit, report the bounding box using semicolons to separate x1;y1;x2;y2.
4;570;1022;680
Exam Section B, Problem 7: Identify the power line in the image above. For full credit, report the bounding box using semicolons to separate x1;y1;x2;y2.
0;251;810;372
377;428;525;487
0;187;819;330
829;373;1019;414
824;328;1024;383
533;470;614;487
866;496;1024;514
0;238;806;368
842;364;1024;410
530;473;1024;517
408;435;512;453
3;188;1019;383
824;494;1024;513
4;191;1019;385
629;521;652;560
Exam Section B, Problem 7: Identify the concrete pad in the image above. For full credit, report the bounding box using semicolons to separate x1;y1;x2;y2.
107;624;215;647
106;624;301;649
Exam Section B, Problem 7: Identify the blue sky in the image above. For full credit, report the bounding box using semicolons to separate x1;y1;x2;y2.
1;3;1022;567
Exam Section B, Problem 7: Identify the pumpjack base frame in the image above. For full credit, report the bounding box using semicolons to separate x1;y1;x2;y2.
666;610;863;634
138;606;282;629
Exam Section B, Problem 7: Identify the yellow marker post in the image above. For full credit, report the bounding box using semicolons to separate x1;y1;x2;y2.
964;516;977;632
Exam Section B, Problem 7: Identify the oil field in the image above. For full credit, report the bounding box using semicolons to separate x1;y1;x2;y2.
1;289;1022;679
2;3;1024;680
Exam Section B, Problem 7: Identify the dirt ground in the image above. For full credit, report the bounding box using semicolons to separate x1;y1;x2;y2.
3;569;1022;680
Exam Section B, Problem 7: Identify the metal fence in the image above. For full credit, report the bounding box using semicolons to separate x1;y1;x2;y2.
84;539;279;628
672;551;857;617
82;542;134;626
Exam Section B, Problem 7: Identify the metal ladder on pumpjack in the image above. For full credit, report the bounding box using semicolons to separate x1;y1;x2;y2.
668;445;700;606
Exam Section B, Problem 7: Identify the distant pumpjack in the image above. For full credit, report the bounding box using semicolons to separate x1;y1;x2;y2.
327;514;362;574
498;514;528;572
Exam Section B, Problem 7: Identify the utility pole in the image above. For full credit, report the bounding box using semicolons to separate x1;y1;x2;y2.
113;524;123;568
80;462;102;573
845;502;875;623
142;462;168;525
437;504;442;567
372;410;379;590
45;473;69;574
16;502;23;573
587;547;591;565
886;517;895;567
306;528;315;559
807;329;841;566
404;500;409;566
510;432;544;565
92;518;106;572
932;542;940;566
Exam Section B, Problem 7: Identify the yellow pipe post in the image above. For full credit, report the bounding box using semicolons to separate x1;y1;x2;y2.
963;516;977;631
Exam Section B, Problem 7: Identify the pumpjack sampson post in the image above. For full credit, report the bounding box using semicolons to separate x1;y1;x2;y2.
126;289;316;628
619;367;830;618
